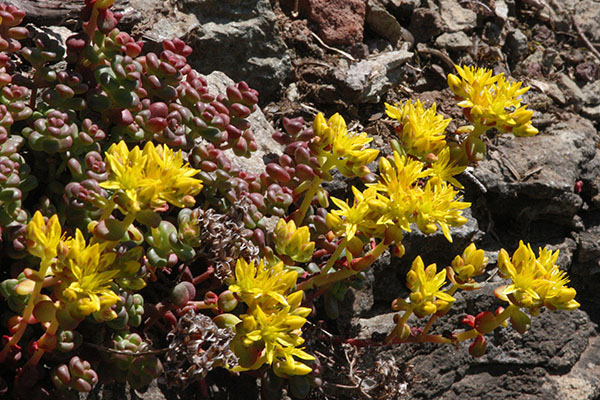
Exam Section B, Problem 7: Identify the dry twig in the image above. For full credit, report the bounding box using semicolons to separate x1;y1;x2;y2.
571;15;600;62
309;31;356;62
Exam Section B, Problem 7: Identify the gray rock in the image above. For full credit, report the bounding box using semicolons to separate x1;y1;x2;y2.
554;72;585;109
494;0;510;22
409;7;444;42
573;222;600;286
389;0;421;9
547;336;600;400
130;0;292;102
439;0;478;33
581;104;600;121
334;49;413;103
355;311;397;338
506;28;529;60
367;2;404;45
529;78;567;105
435;31;472;51
205;71;283;174
572;0;600;42
582;80;600;105
381;281;599;400
471;115;596;234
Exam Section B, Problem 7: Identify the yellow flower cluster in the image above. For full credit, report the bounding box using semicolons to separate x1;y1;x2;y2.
448;65;538;137
100;141;203;214
228;259;314;377
495;241;579;313
274;219;315;263
450;243;488;284
385;100;451;159
312;113;379;178
25;212;141;321
395;256;455;318
327;150;469;244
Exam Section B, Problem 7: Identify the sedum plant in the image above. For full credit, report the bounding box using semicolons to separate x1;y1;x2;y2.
0;1;579;398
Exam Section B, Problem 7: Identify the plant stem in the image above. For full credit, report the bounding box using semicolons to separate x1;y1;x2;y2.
454;304;519;343
298;241;388;291
293;159;333;226
27;317;60;366
0;259;52;362
293;178;322;226
319;238;346;275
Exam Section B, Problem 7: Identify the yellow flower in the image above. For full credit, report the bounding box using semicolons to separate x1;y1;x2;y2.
56;230;125;319
448;65;500;99
495;241;579;312
231;291;314;377
274;219;315;263
405;256;455;318
327;187;373;241
312;113;379;178
25;211;63;262
368;151;470;242
229;259;298;308
448;65;538;137
451;243;488;283
385;100;451;159
100;141;203;213
414;180;470;242
429;147;466;189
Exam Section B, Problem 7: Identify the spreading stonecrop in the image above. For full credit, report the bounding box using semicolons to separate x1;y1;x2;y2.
496;241;579;313
385;99;451;160
100;140;203;213
447;65;539;162
0;1;582;398
228;258;314;377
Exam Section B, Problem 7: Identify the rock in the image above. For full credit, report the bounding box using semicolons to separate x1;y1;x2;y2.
575;61;600;83
355;311;397;338
130;0;292;102
572;219;600;292
389;0;421;10
205;71;283;174
470;115;596;240
554;72;585;109
582;105;600;121
366;2;404;45
380;280;599;400
409;8;444;42
307;0;367;46
572;0;600;42
506;28;529;60
529;78;567;105
518;47;545;77
482;21;505;46
582;80;600;105
439;0;478;33
494;0;510;22
435;31;472;51
546;336;600;400
334;49;414;103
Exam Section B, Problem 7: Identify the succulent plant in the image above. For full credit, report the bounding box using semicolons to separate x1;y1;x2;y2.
0;2;580;398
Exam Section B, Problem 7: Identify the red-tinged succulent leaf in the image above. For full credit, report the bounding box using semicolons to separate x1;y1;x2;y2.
461;314;476;328
474;311;496;334
468;335;487;357
510;308;531;334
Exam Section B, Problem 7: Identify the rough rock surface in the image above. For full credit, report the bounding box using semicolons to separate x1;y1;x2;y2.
333;49;414;103
306;0;367;46
470;115;597;238
128;0;291;102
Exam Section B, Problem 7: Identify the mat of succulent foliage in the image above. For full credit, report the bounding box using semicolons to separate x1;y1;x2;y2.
0;0;580;398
